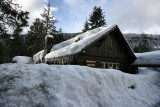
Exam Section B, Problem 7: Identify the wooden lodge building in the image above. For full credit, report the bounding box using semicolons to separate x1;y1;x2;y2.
37;24;138;73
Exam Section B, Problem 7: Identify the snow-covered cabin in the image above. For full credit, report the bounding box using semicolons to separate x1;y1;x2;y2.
34;25;138;73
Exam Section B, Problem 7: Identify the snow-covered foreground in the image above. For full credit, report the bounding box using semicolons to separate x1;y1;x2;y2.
0;64;160;107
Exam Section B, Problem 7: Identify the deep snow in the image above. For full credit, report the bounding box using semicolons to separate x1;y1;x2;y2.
133;50;160;65
0;64;160;107
12;56;33;64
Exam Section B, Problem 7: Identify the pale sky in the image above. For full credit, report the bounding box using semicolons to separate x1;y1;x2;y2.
15;0;160;34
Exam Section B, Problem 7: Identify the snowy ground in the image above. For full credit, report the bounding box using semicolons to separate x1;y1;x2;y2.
0;64;160;107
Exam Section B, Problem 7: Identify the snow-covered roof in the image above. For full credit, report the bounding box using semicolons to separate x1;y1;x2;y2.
45;25;117;60
132;50;160;65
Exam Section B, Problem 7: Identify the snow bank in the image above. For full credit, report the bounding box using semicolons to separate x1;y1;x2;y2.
33;50;44;63
45;25;116;60
133;50;160;65
0;64;160;107
12;56;33;64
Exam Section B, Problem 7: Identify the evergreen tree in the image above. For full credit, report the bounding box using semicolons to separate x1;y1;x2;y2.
0;0;29;35
26;3;61;56
25;18;46;56
41;2;56;35
89;6;106;29
139;33;150;52
0;24;6;36
0;43;3;63
133;33;150;53
54;28;65;44
49;28;65;45
8;10;29;58
82;19;89;32
0;0;29;62
133;45;139;53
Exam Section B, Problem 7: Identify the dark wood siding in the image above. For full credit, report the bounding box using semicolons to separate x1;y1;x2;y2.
83;31;128;60
77;55;130;73
77;29;136;73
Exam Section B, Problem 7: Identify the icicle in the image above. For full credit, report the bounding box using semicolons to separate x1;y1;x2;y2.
58;57;60;65
69;55;71;65
66;57;68;64
71;55;73;64
65;57;67;65
56;57;57;65
59;57;61;65
53;58;55;64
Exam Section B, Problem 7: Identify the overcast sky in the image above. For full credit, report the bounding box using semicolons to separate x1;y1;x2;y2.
15;0;160;34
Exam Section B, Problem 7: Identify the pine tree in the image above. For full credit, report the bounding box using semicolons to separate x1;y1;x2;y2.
50;28;65;45
133;33;150;53
0;0;29;62
82;19;89;32
0;0;29;35
41;2;56;35
8;11;29;58
57;28;65;43
89;6;106;30
139;33;150;52
25;18;46;56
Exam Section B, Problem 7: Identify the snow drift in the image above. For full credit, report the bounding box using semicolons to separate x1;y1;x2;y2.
12;56;33;64
133;50;160;65
0;64;160;107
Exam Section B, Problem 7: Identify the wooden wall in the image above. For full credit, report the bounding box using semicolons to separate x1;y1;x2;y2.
77;29;135;73
81;30;129;61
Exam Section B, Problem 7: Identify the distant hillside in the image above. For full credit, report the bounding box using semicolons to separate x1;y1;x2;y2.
124;33;160;51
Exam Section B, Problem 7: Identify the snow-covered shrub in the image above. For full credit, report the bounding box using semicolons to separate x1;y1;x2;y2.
12;56;33;64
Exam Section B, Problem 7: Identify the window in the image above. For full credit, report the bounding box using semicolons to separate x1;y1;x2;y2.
58;59;66;65
86;60;96;67
101;62;119;70
113;64;116;69
109;63;112;69
87;64;96;67
105;63;108;68
116;64;119;69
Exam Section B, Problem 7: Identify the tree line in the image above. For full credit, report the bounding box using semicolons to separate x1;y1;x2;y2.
0;1;64;63
124;33;160;53
0;1;152;64
0;2;107;63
